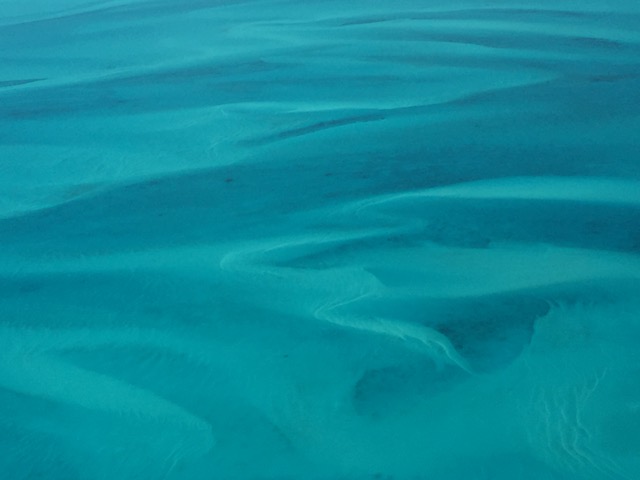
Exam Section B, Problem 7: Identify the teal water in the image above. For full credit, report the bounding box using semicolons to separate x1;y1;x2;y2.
1;1;640;478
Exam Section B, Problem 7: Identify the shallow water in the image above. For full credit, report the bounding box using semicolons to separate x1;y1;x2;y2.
1;1;640;478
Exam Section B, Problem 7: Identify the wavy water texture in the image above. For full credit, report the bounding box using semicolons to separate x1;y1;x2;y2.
1;0;640;478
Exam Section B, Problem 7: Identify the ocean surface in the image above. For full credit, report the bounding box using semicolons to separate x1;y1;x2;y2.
1;1;640;478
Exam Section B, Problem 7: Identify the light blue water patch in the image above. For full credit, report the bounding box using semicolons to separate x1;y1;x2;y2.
1;1;640;478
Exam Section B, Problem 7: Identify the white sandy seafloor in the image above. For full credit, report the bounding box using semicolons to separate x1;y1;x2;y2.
1;0;640;478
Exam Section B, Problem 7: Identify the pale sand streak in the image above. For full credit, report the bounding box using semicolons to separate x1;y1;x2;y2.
352;176;640;213
0;326;218;457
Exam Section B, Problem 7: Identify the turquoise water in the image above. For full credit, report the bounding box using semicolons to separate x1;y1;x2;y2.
1;1;640;478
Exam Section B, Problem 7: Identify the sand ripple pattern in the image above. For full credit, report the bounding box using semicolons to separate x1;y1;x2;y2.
1;1;640;478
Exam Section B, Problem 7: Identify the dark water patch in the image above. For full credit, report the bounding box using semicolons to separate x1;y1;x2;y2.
0;78;44;88
432;278;640;371
0;70;391;119
397;73;640;124
353;361;466;418
111;60;286;86
326;289;546;374
333;7;625;27
0;268;233;331
244;111;387;145
433;296;547;373
585;72;640;82
363;51;553;72
403;198;640;253
436;451;574;480
0;166;273;252
371;28;637;56
0;278;46;298
361;52;640;83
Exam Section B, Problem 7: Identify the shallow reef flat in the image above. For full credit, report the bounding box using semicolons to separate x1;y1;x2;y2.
1;1;640;479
